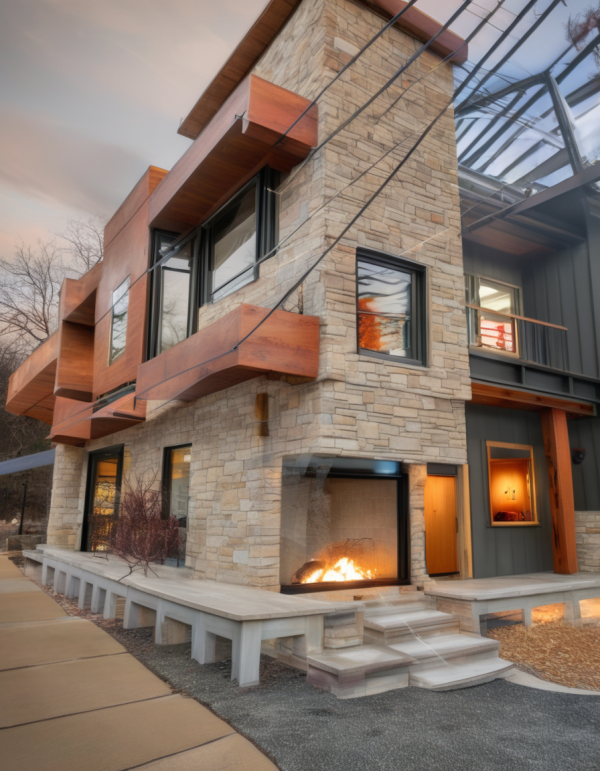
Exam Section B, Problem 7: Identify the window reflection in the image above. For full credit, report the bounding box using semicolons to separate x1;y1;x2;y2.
164;445;191;567
357;258;413;359
466;275;519;355
211;184;257;302
159;242;192;353
110;277;130;363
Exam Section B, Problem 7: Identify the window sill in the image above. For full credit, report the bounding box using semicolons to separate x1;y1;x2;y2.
358;349;428;370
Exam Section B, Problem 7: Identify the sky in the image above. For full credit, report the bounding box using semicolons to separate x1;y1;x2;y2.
0;0;589;259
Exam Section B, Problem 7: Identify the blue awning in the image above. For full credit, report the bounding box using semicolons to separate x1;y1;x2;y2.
0;449;55;477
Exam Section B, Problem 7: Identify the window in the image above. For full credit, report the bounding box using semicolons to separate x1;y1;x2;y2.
210;182;257;302
486;441;538;526
163;445;191;566
109;277;130;364
465;274;520;355
356;249;426;366
148;169;278;359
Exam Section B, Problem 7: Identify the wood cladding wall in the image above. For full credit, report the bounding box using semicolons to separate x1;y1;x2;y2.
5;333;59;424
465;402;553;578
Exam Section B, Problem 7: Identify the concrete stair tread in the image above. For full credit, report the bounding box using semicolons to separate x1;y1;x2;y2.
410;658;513;691
388;633;499;661
364;609;455;632
307;645;415;677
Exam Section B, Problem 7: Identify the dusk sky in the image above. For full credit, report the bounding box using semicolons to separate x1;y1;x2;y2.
0;0;584;259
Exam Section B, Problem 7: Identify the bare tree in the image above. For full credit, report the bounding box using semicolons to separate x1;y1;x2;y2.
56;215;105;275
0;240;63;349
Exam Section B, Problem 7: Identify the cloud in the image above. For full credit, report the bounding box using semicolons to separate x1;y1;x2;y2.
0;108;148;217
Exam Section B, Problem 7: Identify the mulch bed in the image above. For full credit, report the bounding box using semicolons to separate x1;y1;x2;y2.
488;620;600;691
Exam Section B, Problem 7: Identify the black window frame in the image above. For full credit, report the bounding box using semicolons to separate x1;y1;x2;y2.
356;247;427;367
147;167;278;360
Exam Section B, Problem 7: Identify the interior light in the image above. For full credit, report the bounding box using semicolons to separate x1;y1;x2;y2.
183;454;191;463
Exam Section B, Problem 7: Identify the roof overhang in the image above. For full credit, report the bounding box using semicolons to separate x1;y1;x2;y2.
149;74;318;233
178;0;467;141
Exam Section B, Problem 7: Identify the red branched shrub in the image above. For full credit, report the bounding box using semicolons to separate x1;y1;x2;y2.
108;477;180;577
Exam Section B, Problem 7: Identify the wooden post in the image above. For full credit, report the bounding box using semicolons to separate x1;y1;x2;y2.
540;408;578;574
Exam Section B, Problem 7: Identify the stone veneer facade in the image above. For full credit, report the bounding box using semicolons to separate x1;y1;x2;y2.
575;511;600;572
46;0;470;589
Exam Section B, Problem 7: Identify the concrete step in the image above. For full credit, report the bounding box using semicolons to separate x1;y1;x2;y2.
410;657;514;691
306;645;415;699
388;632;500;666
364;609;459;644
364;598;433;616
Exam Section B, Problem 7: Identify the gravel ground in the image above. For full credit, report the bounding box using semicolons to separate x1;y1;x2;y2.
28;577;600;771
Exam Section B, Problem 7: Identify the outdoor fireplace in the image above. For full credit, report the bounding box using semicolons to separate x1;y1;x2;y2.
280;457;408;593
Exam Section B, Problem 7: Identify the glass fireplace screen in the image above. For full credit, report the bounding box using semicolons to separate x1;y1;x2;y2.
280;457;401;587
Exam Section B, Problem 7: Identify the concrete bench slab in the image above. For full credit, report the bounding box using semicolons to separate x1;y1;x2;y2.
0;653;172;727
0;617;125;670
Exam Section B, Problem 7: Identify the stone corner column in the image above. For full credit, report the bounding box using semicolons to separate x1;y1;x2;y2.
406;463;430;588
46;444;87;550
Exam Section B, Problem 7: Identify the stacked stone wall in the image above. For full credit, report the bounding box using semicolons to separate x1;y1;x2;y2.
575;511;600;572
47;0;468;589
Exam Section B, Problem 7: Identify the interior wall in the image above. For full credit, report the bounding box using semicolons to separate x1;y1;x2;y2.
465;403;553;578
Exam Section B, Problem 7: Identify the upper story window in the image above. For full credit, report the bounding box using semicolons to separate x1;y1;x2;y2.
148;169;277;360
465;274;520;355
356;249;426;366
109;277;130;364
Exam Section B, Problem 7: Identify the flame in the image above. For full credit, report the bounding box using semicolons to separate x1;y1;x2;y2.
302;557;376;584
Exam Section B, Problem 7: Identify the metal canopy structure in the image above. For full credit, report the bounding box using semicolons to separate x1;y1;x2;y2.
454;2;600;198
0;450;55;478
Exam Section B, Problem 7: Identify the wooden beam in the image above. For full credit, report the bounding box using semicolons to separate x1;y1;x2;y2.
540;408;578;574
471;382;595;417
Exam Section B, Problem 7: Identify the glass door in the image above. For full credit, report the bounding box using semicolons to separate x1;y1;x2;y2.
82;446;124;552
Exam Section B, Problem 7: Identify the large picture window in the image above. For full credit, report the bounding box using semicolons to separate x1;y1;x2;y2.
148;169;277;359
486;441;538;526
356;249;426;366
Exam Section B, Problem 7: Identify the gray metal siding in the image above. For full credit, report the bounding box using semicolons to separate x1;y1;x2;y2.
569;415;600;511
463;242;523;287
522;243;598;378
466;403;554;578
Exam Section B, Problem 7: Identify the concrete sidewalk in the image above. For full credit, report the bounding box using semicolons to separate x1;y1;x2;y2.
0;556;277;771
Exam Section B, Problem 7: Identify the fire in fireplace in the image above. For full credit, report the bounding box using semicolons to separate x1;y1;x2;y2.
280;457;408;593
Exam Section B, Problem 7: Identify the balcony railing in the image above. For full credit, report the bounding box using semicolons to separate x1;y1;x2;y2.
465;304;568;371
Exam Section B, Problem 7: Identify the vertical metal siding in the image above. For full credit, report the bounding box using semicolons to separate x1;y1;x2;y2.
466;403;554;578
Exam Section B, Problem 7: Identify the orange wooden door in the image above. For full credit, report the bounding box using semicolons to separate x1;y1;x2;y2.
424;475;459;575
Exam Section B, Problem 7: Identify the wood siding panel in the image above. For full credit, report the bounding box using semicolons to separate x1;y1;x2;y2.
5;334;59;424
104;167;167;249
54;321;94;401
149;75;318;233
465;403;553;579
136;304;319;403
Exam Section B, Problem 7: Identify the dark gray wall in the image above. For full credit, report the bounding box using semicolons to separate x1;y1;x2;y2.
463;242;523;287
569;415;600;511
521;243;598;379
466;403;554;578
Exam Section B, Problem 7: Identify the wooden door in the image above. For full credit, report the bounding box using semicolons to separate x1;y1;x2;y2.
424;475;459;575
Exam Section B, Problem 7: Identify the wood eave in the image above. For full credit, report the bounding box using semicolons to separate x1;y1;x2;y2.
178;0;467;140
470;381;596;419
149;74;318;232
136;304;320;403
5;334;59;424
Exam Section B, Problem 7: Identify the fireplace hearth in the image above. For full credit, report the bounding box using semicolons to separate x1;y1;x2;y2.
280;457;408;593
